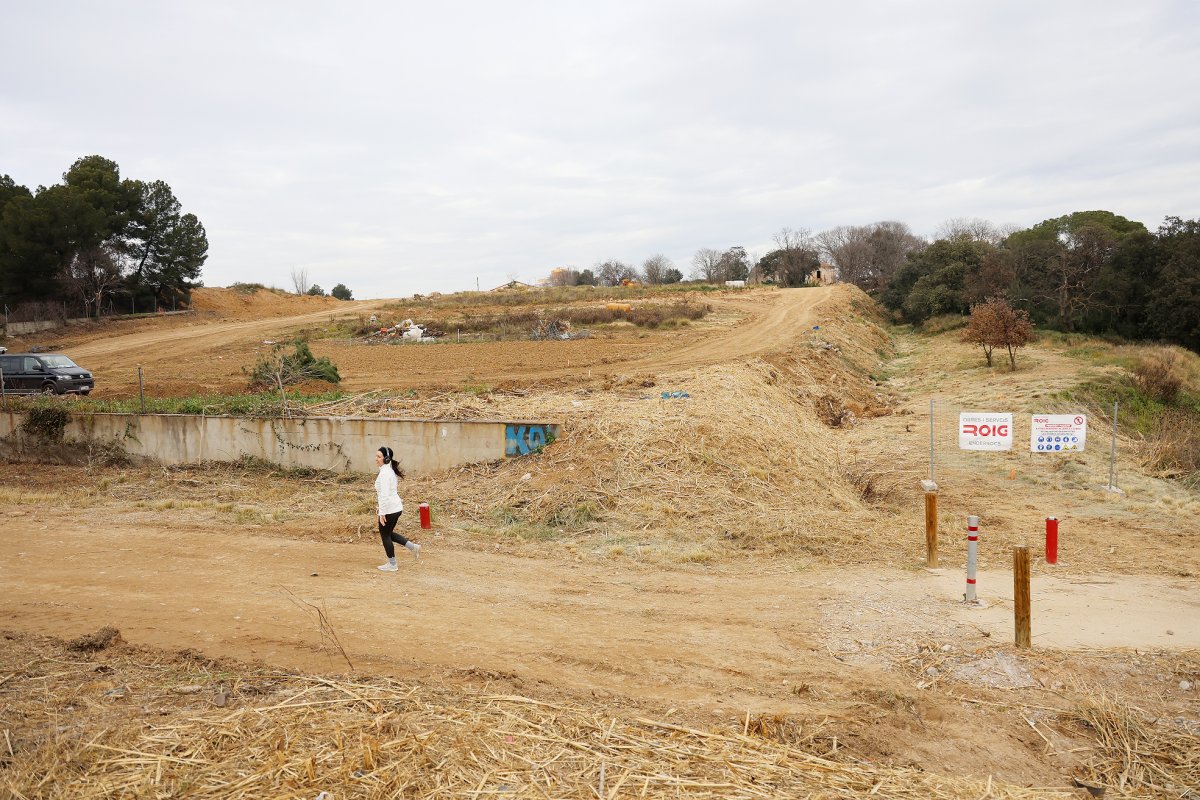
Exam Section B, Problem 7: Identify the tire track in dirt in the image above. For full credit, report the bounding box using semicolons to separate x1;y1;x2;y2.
63;288;833;394
319;287;837;391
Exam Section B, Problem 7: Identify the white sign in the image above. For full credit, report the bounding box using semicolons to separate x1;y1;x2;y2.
1031;414;1086;453
959;412;1013;451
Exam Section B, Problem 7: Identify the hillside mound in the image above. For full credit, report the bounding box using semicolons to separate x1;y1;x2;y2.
191;286;348;318
333;286;908;563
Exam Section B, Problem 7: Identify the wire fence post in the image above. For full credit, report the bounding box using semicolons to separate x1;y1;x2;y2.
1107;400;1119;492
929;398;935;482
138;365;145;414
0;366;7;412
923;482;939;567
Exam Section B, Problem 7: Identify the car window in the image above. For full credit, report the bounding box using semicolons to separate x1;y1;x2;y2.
23;357;43;372
39;355;77;368
0;356;16;373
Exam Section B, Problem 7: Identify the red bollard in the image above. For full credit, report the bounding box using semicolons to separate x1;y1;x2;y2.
419;502;432;529
1045;517;1058;564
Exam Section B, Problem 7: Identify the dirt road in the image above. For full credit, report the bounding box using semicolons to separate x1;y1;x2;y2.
56;301;385;395
52;288;832;395
317;287;836;391
2;519;1194;713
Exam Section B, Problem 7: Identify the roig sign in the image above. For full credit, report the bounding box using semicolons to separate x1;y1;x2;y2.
958;412;1013;451
1031;414;1086;452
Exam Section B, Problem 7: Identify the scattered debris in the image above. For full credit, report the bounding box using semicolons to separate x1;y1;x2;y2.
530;318;588;340
68;626;122;653
363;318;444;344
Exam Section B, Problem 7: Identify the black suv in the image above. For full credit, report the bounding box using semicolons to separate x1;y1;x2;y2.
0;353;94;395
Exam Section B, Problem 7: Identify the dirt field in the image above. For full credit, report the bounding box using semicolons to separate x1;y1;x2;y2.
9;285;830;396
2;284;1198;798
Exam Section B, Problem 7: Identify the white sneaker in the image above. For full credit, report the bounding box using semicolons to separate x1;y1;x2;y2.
377;562;398;572
406;542;421;560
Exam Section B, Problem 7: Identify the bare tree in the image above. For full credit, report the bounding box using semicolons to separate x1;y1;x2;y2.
641;254;674;284
816;222;924;293
868;221;926;290
761;227;820;286
60;245;125;318
816;226;874;288
690;248;722;281
290;267;311;295
717;246;750;282
936;217;1003;244
595;259;636;286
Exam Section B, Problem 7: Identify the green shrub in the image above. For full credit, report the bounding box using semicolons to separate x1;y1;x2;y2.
247;340;340;389
21;406;69;441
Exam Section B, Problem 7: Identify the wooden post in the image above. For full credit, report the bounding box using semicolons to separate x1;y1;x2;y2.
924;492;938;567
1014;545;1031;648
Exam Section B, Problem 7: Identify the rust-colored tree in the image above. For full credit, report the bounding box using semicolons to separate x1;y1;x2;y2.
961;296;1033;369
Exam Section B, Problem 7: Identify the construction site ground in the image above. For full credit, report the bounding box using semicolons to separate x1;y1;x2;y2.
1;285;1197;798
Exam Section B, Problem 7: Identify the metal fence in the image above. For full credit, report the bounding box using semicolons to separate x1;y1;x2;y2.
924;399;1121;493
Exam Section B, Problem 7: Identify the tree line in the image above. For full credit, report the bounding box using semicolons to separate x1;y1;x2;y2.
0;155;208;318
548;211;1199;352
544;232;824;289
873;212;1200;353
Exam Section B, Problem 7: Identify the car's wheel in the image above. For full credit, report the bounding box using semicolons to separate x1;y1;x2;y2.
41;382;57;395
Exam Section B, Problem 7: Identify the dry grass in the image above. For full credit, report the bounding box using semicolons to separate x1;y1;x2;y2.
1068;691;1200;797
1141;407;1200;487
301;290;908;563
434;302;712;338
0;631;1077;799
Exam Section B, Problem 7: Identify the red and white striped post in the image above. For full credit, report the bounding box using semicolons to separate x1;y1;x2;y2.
965;515;980;603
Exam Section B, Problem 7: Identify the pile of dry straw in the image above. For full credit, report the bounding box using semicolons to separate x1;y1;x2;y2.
1;633;1081;799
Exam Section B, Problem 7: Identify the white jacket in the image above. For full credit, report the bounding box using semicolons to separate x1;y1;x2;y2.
375;466;404;516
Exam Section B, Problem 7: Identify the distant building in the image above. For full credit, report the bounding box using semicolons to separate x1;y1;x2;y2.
814;263;838;285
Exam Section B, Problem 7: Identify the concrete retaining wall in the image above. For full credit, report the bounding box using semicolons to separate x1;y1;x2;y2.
3;317;89;336
0;412;561;475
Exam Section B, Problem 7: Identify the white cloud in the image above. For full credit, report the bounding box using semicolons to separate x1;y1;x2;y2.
2;0;1197;297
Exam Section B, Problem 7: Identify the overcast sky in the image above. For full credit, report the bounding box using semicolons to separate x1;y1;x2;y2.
3;1;1198;298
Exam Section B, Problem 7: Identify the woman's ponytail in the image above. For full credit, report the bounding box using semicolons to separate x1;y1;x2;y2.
378;446;404;477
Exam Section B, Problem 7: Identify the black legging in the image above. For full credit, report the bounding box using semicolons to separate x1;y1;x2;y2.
379;511;409;558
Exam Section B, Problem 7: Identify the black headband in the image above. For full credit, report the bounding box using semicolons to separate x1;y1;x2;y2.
378;446;393;463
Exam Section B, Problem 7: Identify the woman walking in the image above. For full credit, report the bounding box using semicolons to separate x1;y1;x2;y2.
374;446;419;571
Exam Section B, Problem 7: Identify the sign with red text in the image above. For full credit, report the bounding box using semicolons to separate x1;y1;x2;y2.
958;412;1013;451
1031;414;1086;452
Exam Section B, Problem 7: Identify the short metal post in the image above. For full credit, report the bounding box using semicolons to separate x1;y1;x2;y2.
965;515;980;603
1045;517;1058;564
138;365;145;414
1014;545;1031;648
0;366;7;412
924;490;938;567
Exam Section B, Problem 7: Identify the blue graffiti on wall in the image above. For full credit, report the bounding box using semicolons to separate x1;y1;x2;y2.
506;424;557;456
